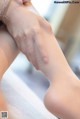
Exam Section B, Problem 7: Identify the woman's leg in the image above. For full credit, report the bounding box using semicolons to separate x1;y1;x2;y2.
42;35;80;119
31;26;80;119
0;26;19;118
0;26;19;79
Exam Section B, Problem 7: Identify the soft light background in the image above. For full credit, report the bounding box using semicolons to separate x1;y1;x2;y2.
1;1;80;119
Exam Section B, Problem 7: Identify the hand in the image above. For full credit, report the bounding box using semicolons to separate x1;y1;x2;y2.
2;0;71;82
3;1;53;70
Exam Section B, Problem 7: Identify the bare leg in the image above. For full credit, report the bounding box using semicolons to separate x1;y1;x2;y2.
43;35;80;119
0;26;19;118
32;28;80;119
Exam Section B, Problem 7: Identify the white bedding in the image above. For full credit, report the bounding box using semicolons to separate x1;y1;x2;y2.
1;69;57;119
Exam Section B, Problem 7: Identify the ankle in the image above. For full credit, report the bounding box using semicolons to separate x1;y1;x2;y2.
44;73;80;119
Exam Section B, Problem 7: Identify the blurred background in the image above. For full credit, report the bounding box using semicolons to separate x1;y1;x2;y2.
4;0;80;100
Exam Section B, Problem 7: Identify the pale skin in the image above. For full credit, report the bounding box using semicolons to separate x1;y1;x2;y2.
0;0;28;118
0;0;80;119
0;26;19;119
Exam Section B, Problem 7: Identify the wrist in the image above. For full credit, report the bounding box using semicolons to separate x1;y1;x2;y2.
2;0;21;24
0;0;12;20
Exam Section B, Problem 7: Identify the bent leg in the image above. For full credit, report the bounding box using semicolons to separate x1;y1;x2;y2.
0;26;19;118
0;26;19;78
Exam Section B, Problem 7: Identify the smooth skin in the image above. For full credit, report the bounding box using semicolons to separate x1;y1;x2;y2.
0;26;19;119
0;1;51;118
2;0;51;69
0;0;80;119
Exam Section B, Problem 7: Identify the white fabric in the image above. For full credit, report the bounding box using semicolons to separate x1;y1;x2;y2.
1;69;57;119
